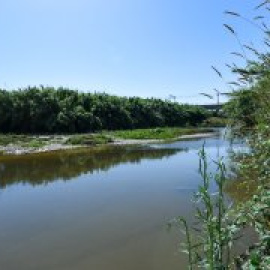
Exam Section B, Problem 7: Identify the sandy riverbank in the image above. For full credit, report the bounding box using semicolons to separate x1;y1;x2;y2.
112;132;217;145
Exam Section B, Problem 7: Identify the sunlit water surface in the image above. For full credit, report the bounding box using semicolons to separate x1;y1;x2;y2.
0;132;243;270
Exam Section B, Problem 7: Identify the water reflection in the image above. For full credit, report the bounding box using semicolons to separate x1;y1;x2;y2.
0;146;182;188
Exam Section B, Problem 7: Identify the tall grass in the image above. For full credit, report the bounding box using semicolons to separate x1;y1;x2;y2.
171;141;270;269
170;146;238;269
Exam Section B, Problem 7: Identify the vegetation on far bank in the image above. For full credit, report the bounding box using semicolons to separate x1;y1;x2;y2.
0;87;211;134
201;116;227;128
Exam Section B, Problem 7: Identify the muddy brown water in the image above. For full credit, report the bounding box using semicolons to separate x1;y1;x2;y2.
0;132;244;270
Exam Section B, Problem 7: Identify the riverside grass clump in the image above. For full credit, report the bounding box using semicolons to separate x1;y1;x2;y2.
0;134;47;148
107;127;214;140
65;134;113;145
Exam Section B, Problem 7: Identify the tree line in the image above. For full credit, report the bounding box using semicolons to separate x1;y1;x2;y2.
0;86;210;134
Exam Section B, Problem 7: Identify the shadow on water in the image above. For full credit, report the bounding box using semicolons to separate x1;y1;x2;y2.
0;145;183;188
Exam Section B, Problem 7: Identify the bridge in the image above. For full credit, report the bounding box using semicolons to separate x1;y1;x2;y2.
199;104;224;111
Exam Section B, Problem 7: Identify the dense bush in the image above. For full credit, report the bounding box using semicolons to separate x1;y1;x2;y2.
224;73;270;130
0;86;209;134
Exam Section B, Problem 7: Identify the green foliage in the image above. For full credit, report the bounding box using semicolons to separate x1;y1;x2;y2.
202;117;227;128
108;127;214;140
225;74;270;130
0;87;210;134
226;126;270;268
233;186;270;269
0;134;46;147
170;148;237;269
22;140;47;148
65;134;113;145
224;89;259;128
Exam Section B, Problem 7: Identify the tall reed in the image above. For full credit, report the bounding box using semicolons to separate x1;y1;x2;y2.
170;146;239;269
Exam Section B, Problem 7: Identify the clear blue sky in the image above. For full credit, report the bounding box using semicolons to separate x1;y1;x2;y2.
0;0;266;104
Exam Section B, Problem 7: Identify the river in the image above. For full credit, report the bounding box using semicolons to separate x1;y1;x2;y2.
0;131;240;270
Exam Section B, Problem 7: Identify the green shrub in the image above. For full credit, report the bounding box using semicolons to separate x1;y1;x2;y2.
65;134;113;145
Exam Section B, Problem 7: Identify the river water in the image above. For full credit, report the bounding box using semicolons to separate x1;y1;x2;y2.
0;131;239;270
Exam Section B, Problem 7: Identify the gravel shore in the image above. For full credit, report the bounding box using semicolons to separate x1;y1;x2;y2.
0;132;217;156
0;144;79;155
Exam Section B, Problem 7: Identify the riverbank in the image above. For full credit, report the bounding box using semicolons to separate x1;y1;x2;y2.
112;132;217;145
0;127;217;156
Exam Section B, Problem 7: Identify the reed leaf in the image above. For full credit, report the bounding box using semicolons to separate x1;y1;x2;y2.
223;24;235;35
211;66;223;78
